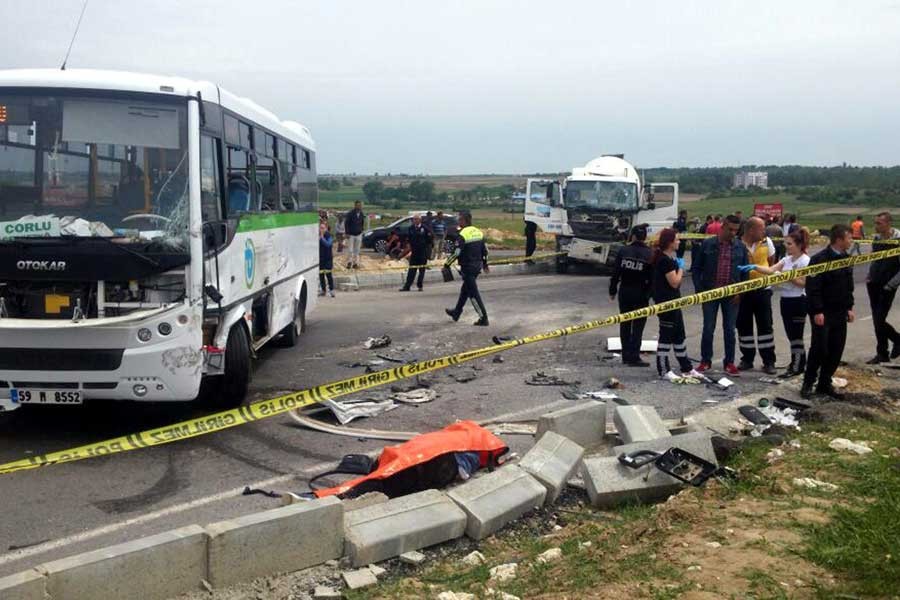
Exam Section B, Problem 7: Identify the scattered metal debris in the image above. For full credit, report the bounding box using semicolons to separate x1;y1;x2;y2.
363;335;392;349
603;377;623;389
390;388;437;404
527;371;581;386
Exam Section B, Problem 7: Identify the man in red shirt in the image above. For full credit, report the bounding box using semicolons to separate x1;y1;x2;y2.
706;214;723;236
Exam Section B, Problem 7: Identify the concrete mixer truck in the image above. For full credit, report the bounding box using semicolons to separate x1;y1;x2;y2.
525;155;678;273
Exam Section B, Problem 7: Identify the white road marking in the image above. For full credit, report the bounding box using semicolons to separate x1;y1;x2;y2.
0;398;571;570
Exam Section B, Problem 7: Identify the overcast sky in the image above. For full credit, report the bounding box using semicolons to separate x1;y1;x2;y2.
3;0;899;173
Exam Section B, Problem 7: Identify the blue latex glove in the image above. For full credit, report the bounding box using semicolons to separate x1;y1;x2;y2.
737;264;757;273
675;257;685;270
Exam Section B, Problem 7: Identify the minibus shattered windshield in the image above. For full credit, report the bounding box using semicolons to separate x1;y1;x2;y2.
0;94;188;249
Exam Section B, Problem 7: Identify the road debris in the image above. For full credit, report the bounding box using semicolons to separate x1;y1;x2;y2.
793;477;839;492
527;371;580;386
452;371;478;383
664;370;702;384
368;564;387;577
536;547;562;564
486;423;537;435
828;438;873;455
400;550;427;565
390;388;437;404
461;550;486;566
493;355;504;363
489;563;518;582
342;568;378;589
492;335;514;344
363;335;392;349
831;376;848;388
438;593;475;600
603;377;623;389
324;398;397;425
766;448;785;463
313;585;342;599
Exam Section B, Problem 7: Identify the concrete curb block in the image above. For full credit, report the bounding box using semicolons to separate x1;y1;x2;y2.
447;465;547;540
334;261;552;290
206;496;344;588
0;569;45;600
344;489;467;567
536;401;607;449
613;405;671;444
37;525;207;600
519;431;586;505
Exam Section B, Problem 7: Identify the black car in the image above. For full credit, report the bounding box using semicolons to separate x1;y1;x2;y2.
362;214;459;256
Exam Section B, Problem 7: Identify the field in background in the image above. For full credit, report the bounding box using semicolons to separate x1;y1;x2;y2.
681;193;888;232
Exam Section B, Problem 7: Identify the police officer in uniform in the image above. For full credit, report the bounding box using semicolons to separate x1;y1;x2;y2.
400;214;432;292
445;211;489;326
609;225;652;366
802;224;855;399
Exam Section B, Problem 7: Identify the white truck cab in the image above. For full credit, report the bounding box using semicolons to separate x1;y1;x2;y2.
525;155;678;272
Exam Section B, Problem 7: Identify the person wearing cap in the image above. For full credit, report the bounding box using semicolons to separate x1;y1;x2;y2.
445;210;490;326
609;225;653;366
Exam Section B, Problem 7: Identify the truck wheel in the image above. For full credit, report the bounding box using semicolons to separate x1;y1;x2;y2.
201;324;251;408
276;290;306;348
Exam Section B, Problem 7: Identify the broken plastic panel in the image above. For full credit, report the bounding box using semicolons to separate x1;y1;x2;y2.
617;447;720;487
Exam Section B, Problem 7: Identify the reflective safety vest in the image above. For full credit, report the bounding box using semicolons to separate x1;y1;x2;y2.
748;238;772;280
851;220;864;239
313;420;509;498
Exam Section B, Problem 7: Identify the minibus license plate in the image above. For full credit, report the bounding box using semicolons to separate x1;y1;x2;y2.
11;389;82;405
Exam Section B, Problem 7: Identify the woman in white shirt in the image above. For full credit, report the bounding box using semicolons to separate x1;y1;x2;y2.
742;228;811;376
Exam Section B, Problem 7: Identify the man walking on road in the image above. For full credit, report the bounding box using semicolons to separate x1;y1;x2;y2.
692;215;749;375
445;210;490;326
400;214;432;292
609;225;653;366
737;216;778;374
344;200;366;269
802;224;855;399
865;212;900;364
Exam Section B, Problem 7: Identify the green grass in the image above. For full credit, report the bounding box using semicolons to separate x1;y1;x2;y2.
796;420;900;597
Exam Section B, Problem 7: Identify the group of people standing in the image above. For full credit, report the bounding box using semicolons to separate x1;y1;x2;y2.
611;210;900;401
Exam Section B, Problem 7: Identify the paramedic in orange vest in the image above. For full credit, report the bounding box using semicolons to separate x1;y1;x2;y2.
737;217;778;374
850;215;865;256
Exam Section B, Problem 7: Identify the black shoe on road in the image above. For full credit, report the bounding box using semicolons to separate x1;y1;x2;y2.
738;361;754;371
445;308;460;322
474;318;489;327
865;355;888;365
800;383;815;399
399;287;411;292
815;385;845;400
625;360;650;367
762;364;778;375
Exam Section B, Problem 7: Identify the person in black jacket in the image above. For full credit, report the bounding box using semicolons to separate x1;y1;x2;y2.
318;222;335;297
865;211;900;363
802;224;855;399
344;200;366;269
400;214;433;292
609;225;653;366
445;211;489;326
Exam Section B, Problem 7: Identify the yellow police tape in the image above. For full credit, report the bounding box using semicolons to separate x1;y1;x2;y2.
320;251;566;274
2;245;898;475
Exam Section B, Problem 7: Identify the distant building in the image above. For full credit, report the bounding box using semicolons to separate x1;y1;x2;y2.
733;171;769;189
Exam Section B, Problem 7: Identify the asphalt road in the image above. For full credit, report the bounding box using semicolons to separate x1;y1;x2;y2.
0;263;896;577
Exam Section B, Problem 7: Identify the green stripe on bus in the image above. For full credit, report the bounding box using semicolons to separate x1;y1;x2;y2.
236;212;319;232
